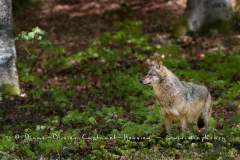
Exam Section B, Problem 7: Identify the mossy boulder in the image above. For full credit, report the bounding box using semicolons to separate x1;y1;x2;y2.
1;84;20;96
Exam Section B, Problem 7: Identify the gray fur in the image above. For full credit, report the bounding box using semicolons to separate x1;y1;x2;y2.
140;61;212;134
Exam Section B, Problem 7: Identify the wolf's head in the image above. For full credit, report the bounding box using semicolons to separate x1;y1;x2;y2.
139;61;164;85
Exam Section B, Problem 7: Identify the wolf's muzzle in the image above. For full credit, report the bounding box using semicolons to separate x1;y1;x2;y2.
139;79;150;85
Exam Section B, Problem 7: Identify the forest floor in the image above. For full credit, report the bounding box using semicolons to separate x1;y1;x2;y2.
14;0;240;55
0;0;239;159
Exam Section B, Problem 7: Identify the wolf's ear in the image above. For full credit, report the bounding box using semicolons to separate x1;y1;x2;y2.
154;61;162;69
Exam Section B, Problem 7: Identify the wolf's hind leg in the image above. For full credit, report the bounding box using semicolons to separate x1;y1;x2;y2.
200;110;211;134
202;112;209;134
164;119;172;134
203;93;212;134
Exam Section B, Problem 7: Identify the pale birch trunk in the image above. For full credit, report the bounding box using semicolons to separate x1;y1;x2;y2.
172;0;235;37
0;0;20;95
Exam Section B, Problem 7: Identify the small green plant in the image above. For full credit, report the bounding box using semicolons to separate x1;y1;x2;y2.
0;135;17;152
62;110;91;125
18;27;66;78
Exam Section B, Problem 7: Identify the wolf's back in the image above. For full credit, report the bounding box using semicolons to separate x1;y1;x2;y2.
181;81;210;102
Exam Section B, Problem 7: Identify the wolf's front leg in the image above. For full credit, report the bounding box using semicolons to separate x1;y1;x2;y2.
164;118;172;134
180;118;188;132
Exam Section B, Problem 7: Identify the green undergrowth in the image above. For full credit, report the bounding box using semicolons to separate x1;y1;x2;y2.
0;20;239;159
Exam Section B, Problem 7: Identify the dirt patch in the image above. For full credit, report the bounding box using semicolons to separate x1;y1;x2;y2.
14;0;186;53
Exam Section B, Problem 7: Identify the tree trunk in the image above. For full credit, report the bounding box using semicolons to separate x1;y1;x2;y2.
172;0;235;37
0;0;20;96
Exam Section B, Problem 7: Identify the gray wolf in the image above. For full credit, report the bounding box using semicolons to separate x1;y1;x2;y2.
139;61;212;134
